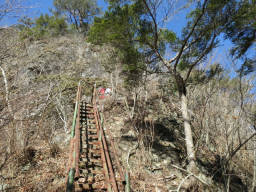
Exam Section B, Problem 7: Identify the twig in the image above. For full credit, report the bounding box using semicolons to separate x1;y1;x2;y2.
157;174;177;181
171;164;209;186
177;173;193;192
127;143;139;170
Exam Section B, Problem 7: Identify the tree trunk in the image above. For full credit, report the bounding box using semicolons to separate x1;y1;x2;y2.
181;93;197;172
79;16;83;32
0;65;12;114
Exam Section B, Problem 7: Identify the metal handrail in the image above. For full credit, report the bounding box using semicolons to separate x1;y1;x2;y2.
65;83;128;191
93;85;119;192
66;82;81;192
94;85;130;192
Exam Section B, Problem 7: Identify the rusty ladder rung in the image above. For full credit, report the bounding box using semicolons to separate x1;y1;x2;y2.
67;87;124;192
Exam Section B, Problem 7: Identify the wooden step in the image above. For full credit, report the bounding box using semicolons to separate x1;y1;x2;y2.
88;128;97;132
90;158;103;163
79;161;103;168
78;175;105;184
74;183;107;191
88;141;101;145
80;157;102;163
90;169;105;174
88;135;98;139
89;152;101;158
87;123;96;126
80;167;103;173
81;145;101;150
87;119;96;123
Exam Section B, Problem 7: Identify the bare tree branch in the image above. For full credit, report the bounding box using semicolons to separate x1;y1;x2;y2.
0;0;30;22
173;0;208;75
142;0;159;53
184;33;217;83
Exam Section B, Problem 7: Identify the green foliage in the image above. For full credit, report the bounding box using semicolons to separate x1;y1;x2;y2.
19;14;67;40
237;58;256;76
225;0;256;58
174;0;229;73
224;0;256;75
53;0;100;32
88;0;176;88
188;63;224;85
88;1;147;88
17;16;34;29
159;29;176;43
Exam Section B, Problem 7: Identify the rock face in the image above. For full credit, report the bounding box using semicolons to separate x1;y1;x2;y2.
14;35;107;87
1;29;111;118
0;29;115;191
0;28;248;192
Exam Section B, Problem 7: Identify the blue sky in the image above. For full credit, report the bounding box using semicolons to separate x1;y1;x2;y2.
0;0;52;26
0;0;245;78
0;1;234;63
0;0;108;26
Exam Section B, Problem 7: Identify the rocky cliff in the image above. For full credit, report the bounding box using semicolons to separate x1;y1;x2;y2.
0;29;115;191
0;28;250;192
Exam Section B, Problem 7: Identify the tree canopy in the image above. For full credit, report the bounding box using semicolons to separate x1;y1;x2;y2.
19;14;67;40
87;0;256;173
224;0;256;76
88;0;176;87
53;0;100;32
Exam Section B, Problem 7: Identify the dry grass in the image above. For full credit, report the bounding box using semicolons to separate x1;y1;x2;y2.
0;140;68;192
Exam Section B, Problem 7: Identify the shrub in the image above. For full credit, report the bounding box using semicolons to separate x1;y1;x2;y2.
19;14;67;40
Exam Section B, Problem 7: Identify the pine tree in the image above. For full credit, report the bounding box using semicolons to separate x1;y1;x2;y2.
88;0;175;88
224;0;256;75
88;0;248;176
19;14;68;40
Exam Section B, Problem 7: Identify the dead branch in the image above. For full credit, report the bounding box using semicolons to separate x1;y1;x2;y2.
171;164;209;186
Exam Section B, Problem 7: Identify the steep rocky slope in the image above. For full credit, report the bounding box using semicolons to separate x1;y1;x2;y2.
0;28;251;192
0;28;112;191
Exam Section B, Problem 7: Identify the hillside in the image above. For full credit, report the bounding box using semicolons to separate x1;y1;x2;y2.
0;28;111;191
0;28;255;192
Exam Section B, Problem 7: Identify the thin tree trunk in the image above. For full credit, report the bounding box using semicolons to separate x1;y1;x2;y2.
0;65;12;114
181;93;197;172
205;119;209;146
226;174;230;192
